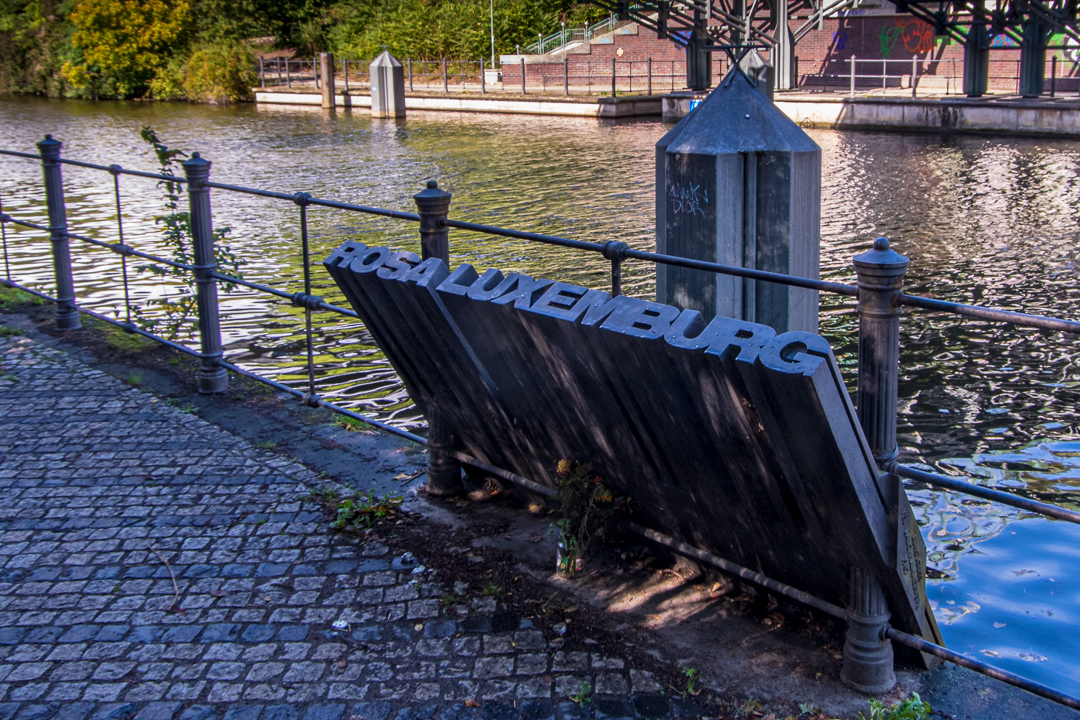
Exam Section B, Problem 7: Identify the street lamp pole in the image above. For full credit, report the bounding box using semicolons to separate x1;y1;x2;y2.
490;0;496;67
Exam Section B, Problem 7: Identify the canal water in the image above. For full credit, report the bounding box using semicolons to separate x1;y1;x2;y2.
1;94;1078;696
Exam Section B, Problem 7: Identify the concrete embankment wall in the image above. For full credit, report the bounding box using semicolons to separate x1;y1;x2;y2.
776;97;1080;137
253;91;662;118
255;90;1080;138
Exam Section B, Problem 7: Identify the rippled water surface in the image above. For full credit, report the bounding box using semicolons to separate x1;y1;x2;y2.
2;94;1079;696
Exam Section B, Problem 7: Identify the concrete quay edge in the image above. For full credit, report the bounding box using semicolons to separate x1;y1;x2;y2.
254;89;1080;137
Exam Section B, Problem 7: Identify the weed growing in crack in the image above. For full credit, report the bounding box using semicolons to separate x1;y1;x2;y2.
682;666;701;697
331;487;404;532
568;680;592;707
858;693;931;720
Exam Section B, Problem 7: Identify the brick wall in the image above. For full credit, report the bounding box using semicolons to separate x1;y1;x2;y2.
501;15;1079;94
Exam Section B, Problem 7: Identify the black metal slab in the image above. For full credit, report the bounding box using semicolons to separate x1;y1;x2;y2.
325;243;943;657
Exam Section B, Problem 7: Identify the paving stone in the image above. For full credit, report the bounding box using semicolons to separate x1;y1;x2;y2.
221;706;262;720
261;708;298;720
133;703;184;720
345;702;390;720
0;335;659;719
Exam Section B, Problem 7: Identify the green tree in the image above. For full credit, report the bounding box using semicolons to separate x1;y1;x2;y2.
62;0;191;98
0;0;74;95
326;0;604;61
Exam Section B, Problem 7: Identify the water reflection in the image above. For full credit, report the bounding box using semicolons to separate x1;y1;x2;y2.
2;94;1080;694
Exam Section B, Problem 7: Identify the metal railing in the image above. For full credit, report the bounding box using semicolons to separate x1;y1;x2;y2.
259;54;698;97
1;137;1079;710
510;58;694;96
524;13;634;55
802;54;1080;97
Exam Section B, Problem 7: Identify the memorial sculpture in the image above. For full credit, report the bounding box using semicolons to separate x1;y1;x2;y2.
325;242;943;687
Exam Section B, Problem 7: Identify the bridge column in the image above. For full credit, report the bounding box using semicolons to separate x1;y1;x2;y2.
963;23;989;98
773;0;796;90
1019;20;1047;97
686;6;711;91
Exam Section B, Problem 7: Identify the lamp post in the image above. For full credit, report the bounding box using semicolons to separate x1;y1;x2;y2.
490;0;496;67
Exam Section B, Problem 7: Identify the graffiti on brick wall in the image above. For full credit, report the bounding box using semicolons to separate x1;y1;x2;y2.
880;18;935;57
990;34;1016;49
832;29;849;51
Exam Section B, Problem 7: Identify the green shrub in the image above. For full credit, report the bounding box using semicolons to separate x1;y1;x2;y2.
181;41;257;103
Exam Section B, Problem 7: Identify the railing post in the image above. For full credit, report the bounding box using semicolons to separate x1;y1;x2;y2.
259;56;265;88
286;58;291;88
564;56;569;95
480;59;486;93
37;135;80;330
344;58;349;92
1050;54;1057;97
521;57;526;95
648;56;652;95
853;237;908;466
603;241;628;297
182;153;227;395
413;180;463;496
850;55;856;96
841;567;896;694
911;55;917;97
442;57;448;92
611;57;617;97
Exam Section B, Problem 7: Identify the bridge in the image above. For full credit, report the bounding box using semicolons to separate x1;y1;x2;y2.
584;0;1080;95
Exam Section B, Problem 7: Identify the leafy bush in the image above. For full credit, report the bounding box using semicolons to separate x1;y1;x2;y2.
550;460;619;561
181;41;257;103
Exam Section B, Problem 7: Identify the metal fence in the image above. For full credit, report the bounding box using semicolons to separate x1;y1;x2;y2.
509;58;693;96
1;137;1079;710
259;55;694;96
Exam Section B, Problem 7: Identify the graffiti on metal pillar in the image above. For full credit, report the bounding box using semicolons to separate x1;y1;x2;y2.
668;182;709;217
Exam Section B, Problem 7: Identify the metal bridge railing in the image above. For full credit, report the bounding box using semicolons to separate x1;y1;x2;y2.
1;137;1079;710
801;54;1080;98
524;13;634;55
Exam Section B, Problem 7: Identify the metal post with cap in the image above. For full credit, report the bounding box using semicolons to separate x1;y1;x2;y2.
182;152;228;395
853;237;909;467
841;567;896;693
413;180;463;495
37;135;81;330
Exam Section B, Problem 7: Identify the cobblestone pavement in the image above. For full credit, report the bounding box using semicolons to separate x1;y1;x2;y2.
0;334;693;720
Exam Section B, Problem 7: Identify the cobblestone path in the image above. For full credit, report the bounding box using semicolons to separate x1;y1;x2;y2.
0;334;687;720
